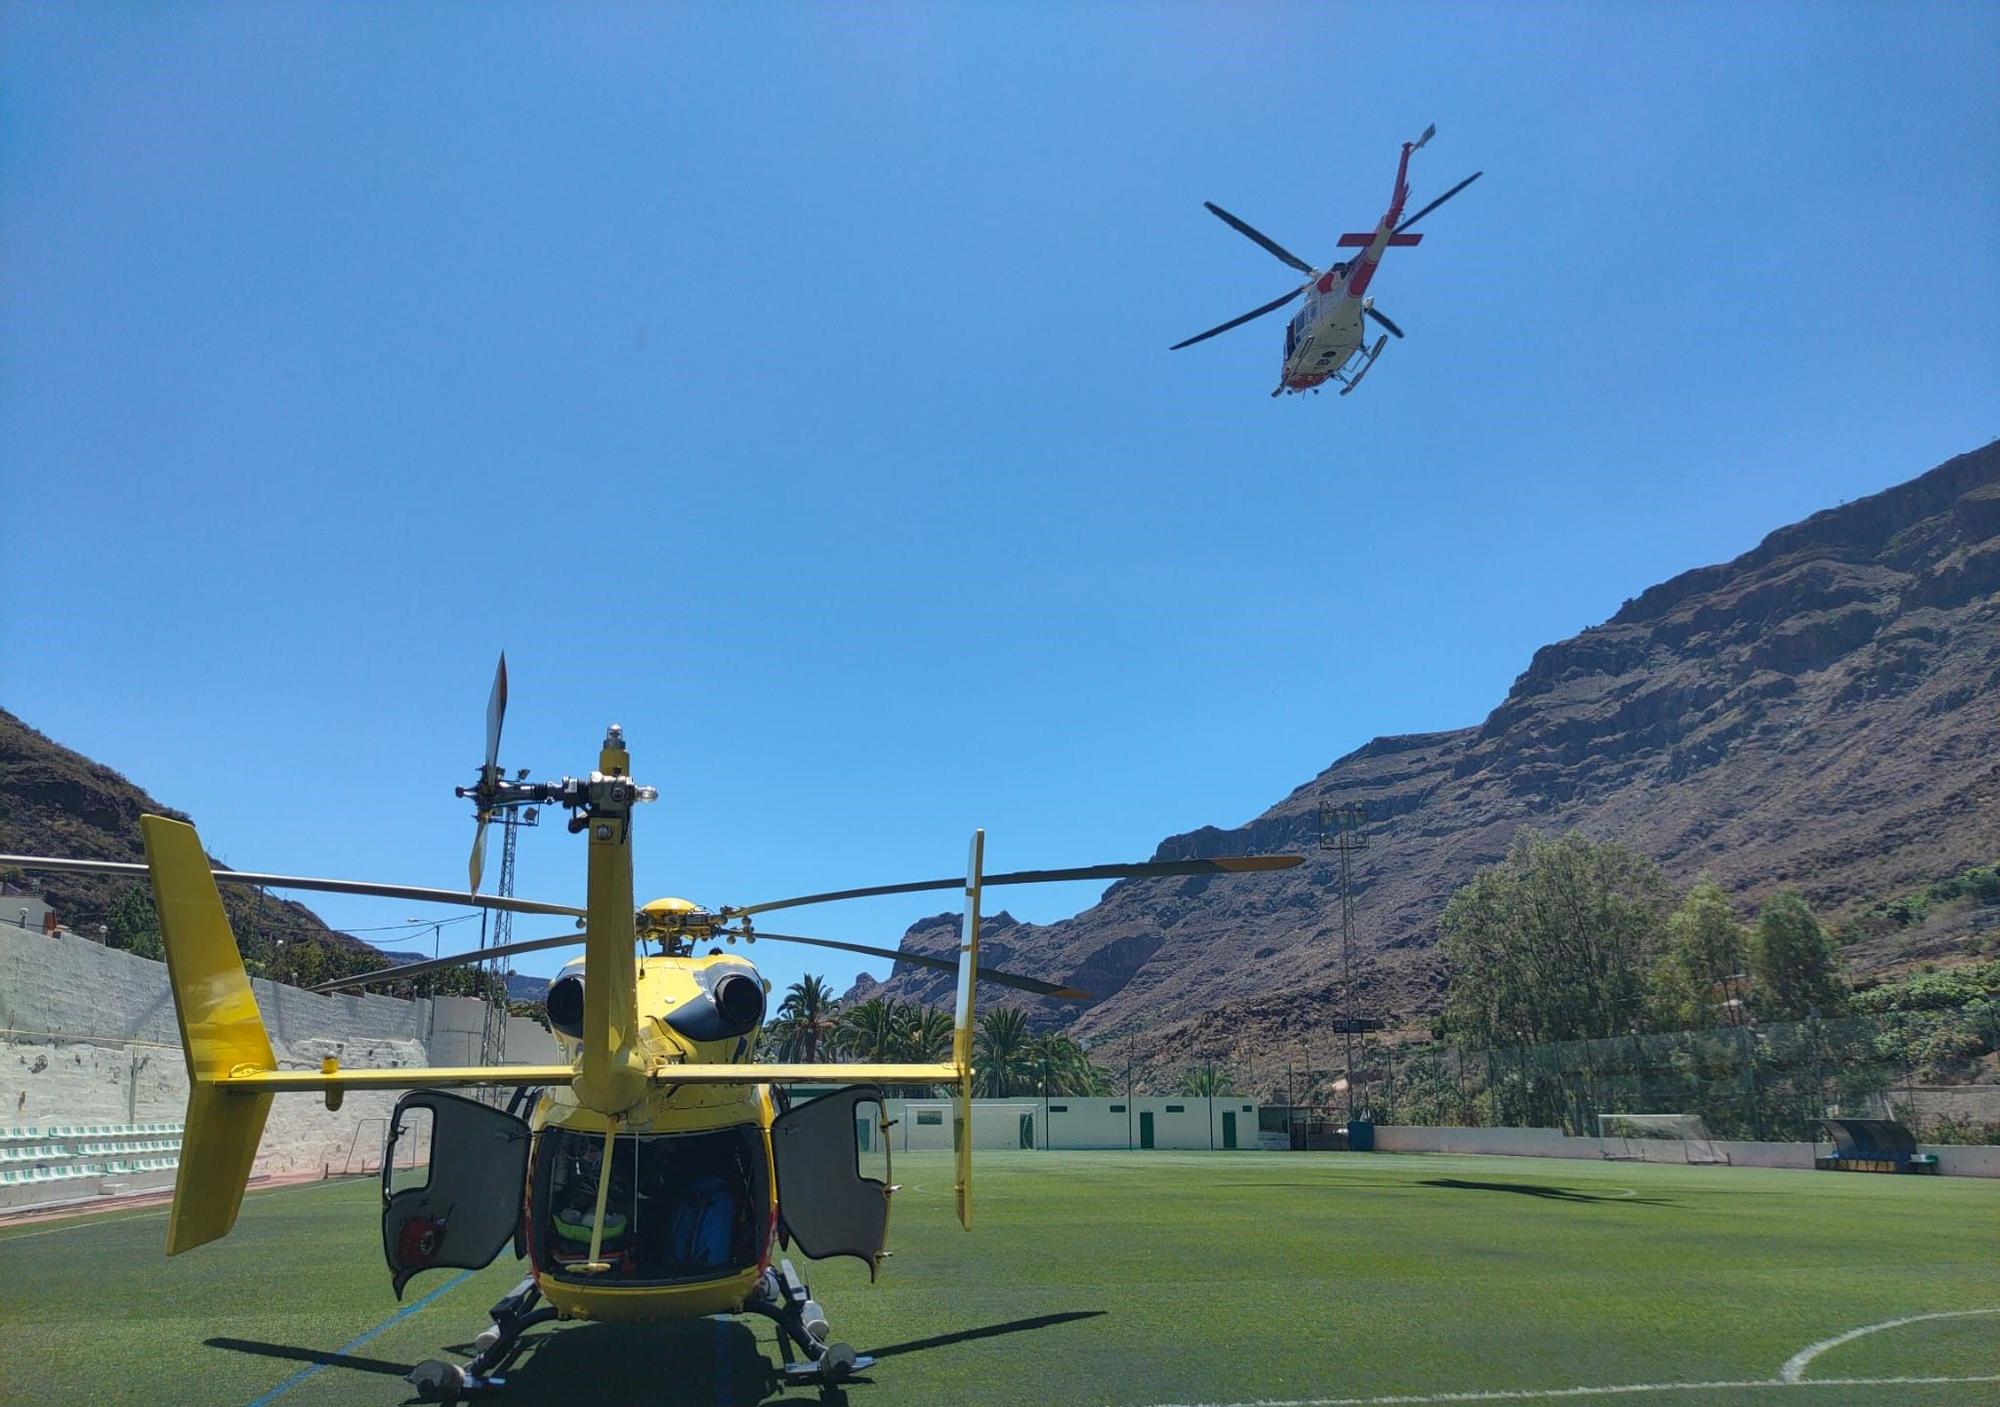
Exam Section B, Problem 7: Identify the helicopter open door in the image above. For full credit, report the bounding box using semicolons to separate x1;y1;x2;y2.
771;1085;892;1278
381;1090;531;1298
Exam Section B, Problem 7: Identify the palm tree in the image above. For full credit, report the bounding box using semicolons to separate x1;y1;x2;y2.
772;974;839;1062
835;996;905;1062
974;1006;1034;1096
903;1005;955;1062
1029;1032;1113;1096
1174;1065;1236;1097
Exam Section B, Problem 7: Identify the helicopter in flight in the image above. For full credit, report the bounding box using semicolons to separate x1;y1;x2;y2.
1171;124;1481;397
2;658;1302;1399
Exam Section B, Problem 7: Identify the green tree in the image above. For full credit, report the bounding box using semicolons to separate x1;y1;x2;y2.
1749;891;1847;1020
974;1006;1033;1096
835;996;905;1062
1649;879;1749;1030
770;974;839;1061
1174;1065;1236;1097
105;884;164;960
1026;1032;1111;1096
902;1005;956;1062
1439;831;1670;1050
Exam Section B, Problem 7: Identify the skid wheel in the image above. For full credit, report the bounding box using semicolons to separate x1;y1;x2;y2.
819;1342;858;1381
408;1359;468;1403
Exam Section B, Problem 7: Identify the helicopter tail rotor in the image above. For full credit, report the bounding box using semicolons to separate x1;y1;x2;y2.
461;653;509;893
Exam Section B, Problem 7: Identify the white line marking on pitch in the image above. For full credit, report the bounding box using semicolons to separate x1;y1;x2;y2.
1133;1375;2000;1406
1134;1307;2000;1407
1778;1306;2000;1382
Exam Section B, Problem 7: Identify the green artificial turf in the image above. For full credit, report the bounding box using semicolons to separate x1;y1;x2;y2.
2;1151;1995;1407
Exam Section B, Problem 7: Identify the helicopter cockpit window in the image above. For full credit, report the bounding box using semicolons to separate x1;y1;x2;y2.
535;1125;770;1285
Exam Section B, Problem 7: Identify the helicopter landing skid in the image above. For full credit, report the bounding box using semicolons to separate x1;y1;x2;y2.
408;1276;554;1401
1334;334;1389;396
745;1259;876;1385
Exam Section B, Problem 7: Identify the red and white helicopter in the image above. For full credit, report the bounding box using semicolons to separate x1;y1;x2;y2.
1171;125;1480;397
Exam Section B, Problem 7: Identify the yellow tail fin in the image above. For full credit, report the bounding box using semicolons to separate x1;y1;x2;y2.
143;816;275;1254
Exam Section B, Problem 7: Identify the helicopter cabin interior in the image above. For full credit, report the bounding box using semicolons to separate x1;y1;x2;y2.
533;1124;770;1284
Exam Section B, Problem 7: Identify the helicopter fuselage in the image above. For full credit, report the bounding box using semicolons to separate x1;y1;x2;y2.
1280;282;1369;393
522;952;785;1323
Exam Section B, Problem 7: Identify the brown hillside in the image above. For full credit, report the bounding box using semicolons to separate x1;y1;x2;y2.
856;441;2000;1066
0;709;370;962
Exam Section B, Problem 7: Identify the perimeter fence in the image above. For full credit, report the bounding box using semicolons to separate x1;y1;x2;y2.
1144;1005;2000;1145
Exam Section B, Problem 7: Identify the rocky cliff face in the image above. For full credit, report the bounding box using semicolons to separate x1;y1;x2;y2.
0;709;370;960
859;442;2000;1062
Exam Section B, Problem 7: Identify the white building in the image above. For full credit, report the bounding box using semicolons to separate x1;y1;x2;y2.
871;1095;1262;1152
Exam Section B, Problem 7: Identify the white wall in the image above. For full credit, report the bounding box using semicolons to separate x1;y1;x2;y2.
892;1101;1040;1151
1;925;557;1190
1370;1124;2000;1178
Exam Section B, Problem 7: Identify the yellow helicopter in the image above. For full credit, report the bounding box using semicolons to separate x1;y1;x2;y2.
3;664;1302;1398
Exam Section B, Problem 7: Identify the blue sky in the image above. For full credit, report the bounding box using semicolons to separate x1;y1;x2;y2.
4;5;1995;994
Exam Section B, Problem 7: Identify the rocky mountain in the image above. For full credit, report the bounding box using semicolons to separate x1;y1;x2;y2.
857;441;2000;1064
0;709;378;966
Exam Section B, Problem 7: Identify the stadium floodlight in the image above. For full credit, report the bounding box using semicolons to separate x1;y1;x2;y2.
1597;1113;1730;1165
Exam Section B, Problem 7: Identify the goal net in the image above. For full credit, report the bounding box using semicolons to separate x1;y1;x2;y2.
1597;1113;1730;1165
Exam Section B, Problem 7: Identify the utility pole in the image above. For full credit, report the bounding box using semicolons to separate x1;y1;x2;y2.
1321;800;1372;1121
1125;1034;1135;1151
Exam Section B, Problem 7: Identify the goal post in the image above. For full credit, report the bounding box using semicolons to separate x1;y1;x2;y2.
1597;1113;1730;1165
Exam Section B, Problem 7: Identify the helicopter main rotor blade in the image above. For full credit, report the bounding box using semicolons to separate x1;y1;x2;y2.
1203;202;1314;274
1365;306;1405;339
738;930;1090;1000
1169;287;1304;351
1394;170;1482;235
0;854;586;919
310;930;583;993
726;853;1303;920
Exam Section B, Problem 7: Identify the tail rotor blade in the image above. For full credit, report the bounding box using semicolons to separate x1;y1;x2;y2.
1170;287;1305;351
1203;203;1314;274
484;653;508;776
1366;306;1405;339
1395;171;1482;235
469;817;489;894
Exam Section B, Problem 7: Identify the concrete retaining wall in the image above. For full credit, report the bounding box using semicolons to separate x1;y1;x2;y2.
1;926;431;1048
0;924;552;1198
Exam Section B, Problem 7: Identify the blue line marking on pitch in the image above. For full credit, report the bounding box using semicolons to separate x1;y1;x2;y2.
244;1269;477;1407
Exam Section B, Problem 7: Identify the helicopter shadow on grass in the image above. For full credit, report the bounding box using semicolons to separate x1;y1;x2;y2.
211;1310;1108;1404
1418;1178;1674;1206
441;1310;1108;1406
1210;1180;1677;1206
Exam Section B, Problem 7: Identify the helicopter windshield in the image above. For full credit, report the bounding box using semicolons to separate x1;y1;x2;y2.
534;1125;770;1285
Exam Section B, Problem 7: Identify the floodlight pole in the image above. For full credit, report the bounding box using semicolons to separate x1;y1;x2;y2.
1321;801;1372;1121
475;796;540;1103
